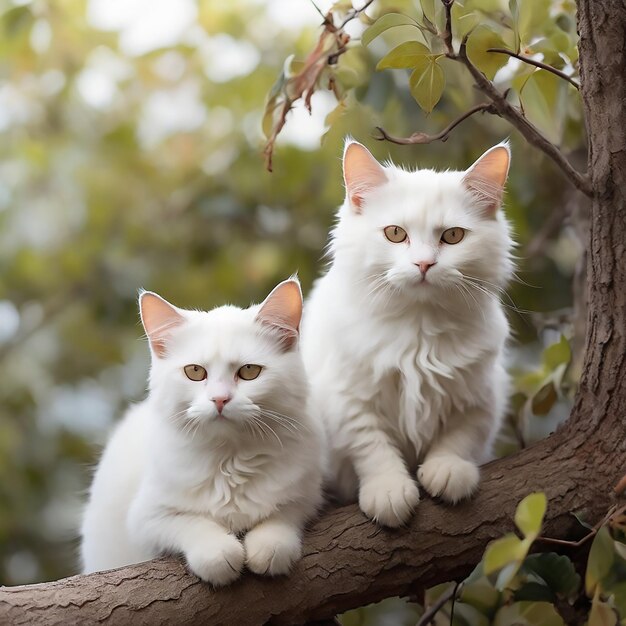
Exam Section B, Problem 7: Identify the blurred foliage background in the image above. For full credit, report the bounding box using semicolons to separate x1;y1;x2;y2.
0;0;584;588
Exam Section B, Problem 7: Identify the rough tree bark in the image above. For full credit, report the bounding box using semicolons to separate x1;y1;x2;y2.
1;1;625;624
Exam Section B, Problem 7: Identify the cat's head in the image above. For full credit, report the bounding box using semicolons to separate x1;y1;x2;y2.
139;278;306;439
332;139;514;306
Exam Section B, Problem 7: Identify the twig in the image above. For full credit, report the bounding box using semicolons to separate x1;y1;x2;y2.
487;48;580;89
440;0;454;56
308;0;328;22
373;0;591;196
264;1;375;172
374;102;496;145
339;0;376;29
416;582;463;626
451;30;592;197
535;504;623;548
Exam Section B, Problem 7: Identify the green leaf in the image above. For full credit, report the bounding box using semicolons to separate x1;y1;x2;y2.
518;0;550;45
531;381;557;416
3;5;32;36
409;57;445;113
466;26;510;80
461;578;501;614
376;41;431;70
586;527;616;596
484;533;526;575
521;553;581;598
362;13;419;47
588;588;619;626
513;581;556;602
607;580;626;619
509;0;520;52
451;3;479;38
573;511;595;531
494;601;565;626
518;69;566;144
543;335;571;370
420;0;444;29
515;492;547;538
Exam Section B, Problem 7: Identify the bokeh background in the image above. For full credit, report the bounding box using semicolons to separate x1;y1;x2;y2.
0;0;583;588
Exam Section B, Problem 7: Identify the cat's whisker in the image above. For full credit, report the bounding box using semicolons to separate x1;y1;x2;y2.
250;414;283;449
462;276;534;315
259;421;284;449
457;282;485;320
258;411;301;434
452;282;474;312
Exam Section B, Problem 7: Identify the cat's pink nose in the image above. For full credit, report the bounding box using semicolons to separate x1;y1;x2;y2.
212;395;232;413
416;261;436;276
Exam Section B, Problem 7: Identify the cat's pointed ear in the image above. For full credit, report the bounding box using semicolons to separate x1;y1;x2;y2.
139;291;185;358
463;142;511;217
343;139;388;213
256;277;303;351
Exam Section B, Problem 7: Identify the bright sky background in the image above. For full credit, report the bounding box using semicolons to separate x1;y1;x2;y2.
84;0;348;149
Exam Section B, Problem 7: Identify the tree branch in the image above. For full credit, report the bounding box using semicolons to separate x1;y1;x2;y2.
486;48;580;89
1;405;623;625
374;103;496;145
440;0;455;56
374;1;591;195
417;582;463;626
450;34;592;197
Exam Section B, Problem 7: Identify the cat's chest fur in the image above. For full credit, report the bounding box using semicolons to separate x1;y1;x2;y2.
151;439;302;533
320;300;503;460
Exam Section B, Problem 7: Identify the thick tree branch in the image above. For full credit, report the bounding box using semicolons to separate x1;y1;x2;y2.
0;411;623;625
374;103;496;145
486;48;580;89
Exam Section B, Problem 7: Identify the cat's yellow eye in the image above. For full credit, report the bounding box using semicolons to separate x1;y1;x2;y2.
237;364;263;381
384;225;408;243
184;364;207;381
441;227;466;245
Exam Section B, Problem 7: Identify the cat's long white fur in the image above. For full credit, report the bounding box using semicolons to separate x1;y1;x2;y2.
301;140;513;527
81;280;324;585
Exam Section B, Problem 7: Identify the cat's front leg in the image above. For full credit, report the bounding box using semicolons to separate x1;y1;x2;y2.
244;506;306;576
127;499;244;587
346;412;420;527
417;407;493;503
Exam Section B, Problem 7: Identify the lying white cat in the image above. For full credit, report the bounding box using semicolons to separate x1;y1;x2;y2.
301;140;512;527
81;278;324;586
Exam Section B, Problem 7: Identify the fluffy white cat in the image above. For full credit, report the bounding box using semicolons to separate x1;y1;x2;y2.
81;278;324;586
301;140;512;527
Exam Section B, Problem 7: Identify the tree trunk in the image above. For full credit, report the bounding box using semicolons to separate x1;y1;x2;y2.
1;1;625;624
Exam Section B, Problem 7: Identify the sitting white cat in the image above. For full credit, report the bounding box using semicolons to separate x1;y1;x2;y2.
81;278;324;586
301;140;513;527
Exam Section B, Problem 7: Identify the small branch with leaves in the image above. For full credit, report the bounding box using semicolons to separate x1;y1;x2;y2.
450;32;592;196
486;47;580;89
262;0;375;172
374;0;591;196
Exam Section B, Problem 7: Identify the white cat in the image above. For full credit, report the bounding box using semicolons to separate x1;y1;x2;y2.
301;140;512;527
81;278;324;586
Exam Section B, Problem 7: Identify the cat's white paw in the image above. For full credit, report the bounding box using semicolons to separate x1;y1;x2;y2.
358;473;420;527
418;455;479;503
185;533;245;587
244;522;302;576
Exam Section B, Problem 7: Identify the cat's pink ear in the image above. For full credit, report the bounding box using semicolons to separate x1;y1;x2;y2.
343;140;388;213
463;143;511;216
256;278;303;351
139;291;185;358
